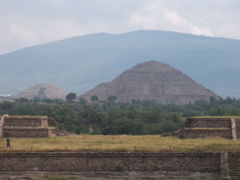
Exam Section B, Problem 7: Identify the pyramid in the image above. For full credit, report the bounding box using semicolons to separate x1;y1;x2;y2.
80;61;220;104
16;83;67;100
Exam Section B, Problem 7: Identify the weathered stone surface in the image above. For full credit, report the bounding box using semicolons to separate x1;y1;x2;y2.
0;116;67;138
181;128;232;139
0;171;221;180
186;118;232;128
235;120;240;139
3;127;49;138
178;117;240;139
16;83;66;100
4;117;42;127
0;152;220;172
81;61;220;104
0;152;223;179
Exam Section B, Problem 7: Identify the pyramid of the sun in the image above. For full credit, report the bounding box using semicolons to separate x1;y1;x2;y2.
81;61;220;104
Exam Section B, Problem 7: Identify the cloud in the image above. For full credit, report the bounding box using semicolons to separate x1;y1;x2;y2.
0;13;86;54
9;24;35;42
0;0;239;54
128;1;213;36
163;10;212;36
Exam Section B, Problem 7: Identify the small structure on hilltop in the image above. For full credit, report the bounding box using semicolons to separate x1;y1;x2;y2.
176;117;240;140
0;116;69;138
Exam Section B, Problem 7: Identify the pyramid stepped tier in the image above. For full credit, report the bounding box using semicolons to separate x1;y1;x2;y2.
185;118;232;128
0;116;69;138
181;128;232;139
80;61;220;104
177;117;240;139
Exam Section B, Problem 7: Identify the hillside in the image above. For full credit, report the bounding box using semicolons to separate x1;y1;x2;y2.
81;61;219;104
0;30;239;97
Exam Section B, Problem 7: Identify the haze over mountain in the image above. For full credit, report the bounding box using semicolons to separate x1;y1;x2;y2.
0;30;239;97
81;61;219;104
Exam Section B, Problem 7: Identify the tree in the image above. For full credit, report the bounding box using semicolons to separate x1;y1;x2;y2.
91;95;98;102
107;96;117;102
65;92;77;102
79;98;87;105
210;96;216;106
15;97;29;103
111;117;144;135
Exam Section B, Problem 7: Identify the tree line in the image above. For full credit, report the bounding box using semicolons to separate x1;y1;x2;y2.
2;96;240;135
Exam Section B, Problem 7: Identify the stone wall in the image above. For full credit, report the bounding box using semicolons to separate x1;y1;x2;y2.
0;152;220;172
0;171;220;180
228;152;240;179
0;116;61;138
2;116;58;128
3;128;49;138
4;117;42;127
235;119;240;139
182;128;232;139
185;118;231;128
179;117;240;139
48;117;58;127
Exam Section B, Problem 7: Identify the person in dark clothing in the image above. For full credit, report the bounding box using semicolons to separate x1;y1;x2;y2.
6;138;10;148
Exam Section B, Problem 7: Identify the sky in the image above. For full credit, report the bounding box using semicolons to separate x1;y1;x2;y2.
0;0;240;54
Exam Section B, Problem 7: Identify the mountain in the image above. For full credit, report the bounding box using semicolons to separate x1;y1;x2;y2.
16;83;67;100
80;61;219;104
0;30;239;97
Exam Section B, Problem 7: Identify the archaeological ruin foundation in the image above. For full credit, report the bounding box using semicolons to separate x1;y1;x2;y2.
177;117;240;139
0;116;67;138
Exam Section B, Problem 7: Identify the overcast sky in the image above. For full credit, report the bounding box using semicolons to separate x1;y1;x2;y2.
0;0;240;54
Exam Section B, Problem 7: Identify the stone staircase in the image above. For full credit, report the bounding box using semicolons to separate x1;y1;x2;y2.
0;116;5;137
176;117;237;139
48;128;71;137
48;131;56;137
228;153;240;180
231;118;237;140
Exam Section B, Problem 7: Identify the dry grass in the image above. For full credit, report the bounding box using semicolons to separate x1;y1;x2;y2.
1;135;240;152
183;128;229;130
192;116;240;119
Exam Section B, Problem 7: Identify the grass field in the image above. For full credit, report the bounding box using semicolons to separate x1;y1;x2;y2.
1;135;240;152
192;116;240;119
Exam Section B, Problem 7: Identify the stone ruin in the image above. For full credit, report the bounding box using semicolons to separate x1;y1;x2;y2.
177;117;240;140
0;115;70;138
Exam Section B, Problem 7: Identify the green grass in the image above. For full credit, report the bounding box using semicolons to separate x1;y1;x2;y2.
1;135;240;152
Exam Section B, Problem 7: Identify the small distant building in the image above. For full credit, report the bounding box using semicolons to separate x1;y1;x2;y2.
0;116;69;138
177;117;240;140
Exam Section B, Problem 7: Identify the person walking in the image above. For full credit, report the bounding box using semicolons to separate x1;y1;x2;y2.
6;137;10;148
